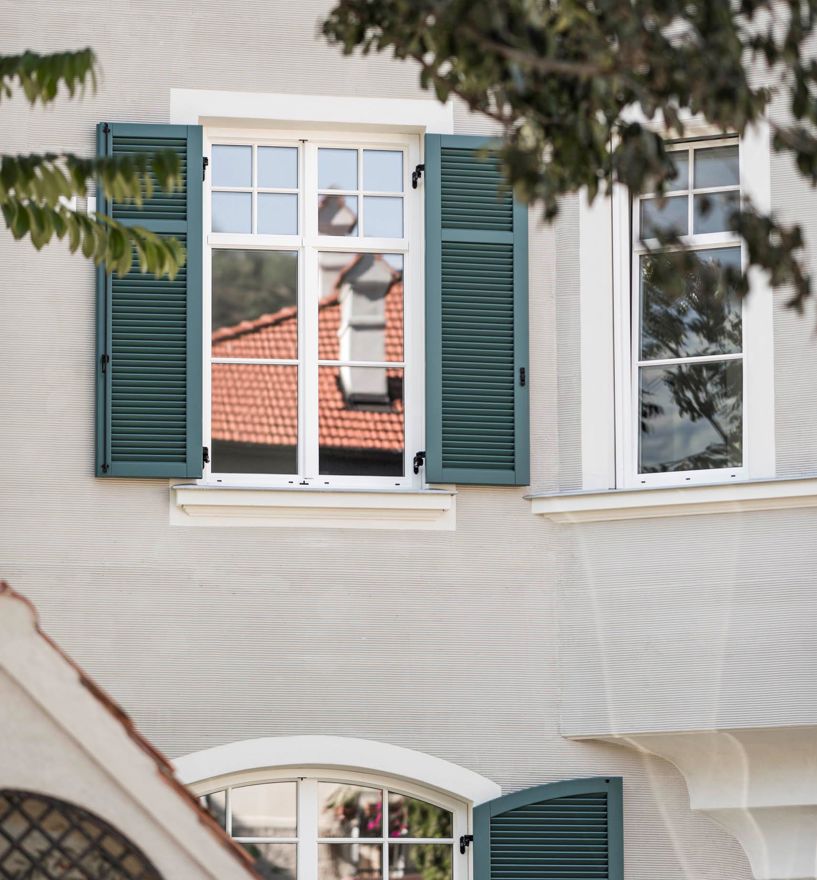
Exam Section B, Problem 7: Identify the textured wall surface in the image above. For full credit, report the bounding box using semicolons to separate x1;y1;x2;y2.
5;2;816;878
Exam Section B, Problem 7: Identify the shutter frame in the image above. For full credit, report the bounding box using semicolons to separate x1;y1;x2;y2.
95;122;203;478
425;134;529;486
474;777;623;880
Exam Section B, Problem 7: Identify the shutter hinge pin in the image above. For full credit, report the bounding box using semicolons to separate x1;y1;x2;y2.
459;835;474;855
202;156;209;181
102;122;110;134
100;353;110;373
412;450;426;474
101;463;109;473
411;163;425;189
519;366;526;387
202;446;210;466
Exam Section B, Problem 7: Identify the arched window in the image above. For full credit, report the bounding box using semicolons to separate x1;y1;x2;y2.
0;789;163;879
195;770;467;880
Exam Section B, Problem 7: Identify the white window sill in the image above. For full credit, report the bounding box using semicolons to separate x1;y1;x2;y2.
526;476;817;523
170;484;456;530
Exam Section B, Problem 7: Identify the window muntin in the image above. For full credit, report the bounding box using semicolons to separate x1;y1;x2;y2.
631;138;745;482
205;132;420;488
199;776;458;880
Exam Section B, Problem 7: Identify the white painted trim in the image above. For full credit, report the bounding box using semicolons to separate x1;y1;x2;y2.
170;89;454;134
170;484;456;530
527;475;817;522
173;736;501;806
579;189;616;490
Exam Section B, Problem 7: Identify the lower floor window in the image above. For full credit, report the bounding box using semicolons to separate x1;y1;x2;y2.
200;776;457;880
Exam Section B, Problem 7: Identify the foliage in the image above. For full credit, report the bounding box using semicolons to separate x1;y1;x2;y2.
323;0;817;311
1;49;184;277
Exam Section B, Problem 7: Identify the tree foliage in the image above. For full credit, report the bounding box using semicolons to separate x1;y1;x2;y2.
323;0;817;310
1;49;184;277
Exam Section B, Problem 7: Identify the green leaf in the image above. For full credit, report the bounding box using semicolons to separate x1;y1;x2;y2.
0;49;97;106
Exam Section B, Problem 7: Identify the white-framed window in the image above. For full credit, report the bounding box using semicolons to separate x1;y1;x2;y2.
195;769;467;880
203;127;424;490
604;128;776;490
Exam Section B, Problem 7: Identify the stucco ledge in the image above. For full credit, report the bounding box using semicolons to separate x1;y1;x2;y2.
526;476;817;523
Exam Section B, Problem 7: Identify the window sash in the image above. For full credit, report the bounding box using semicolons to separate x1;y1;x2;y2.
629;136;747;485
202;131;423;489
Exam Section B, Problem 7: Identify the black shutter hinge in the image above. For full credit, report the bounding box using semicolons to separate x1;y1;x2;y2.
102;122;110;134
203;446;210;466
100;353;110;373
202;156;209;181
459;835;474;855
412;450;426;474
101;463;110;473
411;163;425;189
519;366;526;387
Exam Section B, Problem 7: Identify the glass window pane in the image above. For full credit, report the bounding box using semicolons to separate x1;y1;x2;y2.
213;191;252;234
694;145;739;189
318;252;403;363
640;247;742;360
387;794;452;839
319;783;382;838
240;843;296;880
319;195;359;236
364;150;403;192
388;844;452;880
259;146;298;189
319;843;382;880
640;195;688;238
212;365;298;474
363;197;403;238
693;191;739;234
200;791;226;829
211;249;298;358
639;360;742;473
212;145;252;187
319;366;404;477
230;782;297;838
258;193;299;235
666;152;689;191
319;148;358;190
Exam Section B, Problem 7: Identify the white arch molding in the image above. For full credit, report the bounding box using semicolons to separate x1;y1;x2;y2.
173;736;501;806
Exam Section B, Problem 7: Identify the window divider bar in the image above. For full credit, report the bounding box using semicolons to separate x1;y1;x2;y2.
212;358;299;366
318;360;405;369
638;352;743;368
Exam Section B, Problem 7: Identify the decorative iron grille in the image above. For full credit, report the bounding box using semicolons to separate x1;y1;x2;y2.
0;790;164;879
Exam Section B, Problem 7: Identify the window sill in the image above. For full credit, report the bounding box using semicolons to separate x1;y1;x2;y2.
170;484;456;530
526;476;817;523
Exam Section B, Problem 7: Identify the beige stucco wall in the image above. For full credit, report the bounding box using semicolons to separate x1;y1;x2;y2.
5;1;817;877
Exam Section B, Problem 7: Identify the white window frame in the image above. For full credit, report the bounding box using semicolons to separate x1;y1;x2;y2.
580;117;776;492
190;768;469;880
202;126;424;491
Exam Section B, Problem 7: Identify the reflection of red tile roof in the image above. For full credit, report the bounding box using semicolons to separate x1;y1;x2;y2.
212;280;404;453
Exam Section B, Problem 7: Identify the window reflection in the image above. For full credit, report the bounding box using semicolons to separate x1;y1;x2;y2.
319;784;382;838
241;843;297;880
319;844;382;880
387;795;452;839
388;845;452;880
319;194;359;236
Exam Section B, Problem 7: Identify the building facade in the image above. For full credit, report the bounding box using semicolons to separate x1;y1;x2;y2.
3;1;817;878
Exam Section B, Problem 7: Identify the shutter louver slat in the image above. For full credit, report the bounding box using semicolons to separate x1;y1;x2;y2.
425;134;529;485
474;779;623;880
95;122;202;478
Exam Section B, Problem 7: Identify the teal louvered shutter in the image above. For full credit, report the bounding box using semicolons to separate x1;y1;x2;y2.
95;122;203;477
474;778;623;880
424;134;529;485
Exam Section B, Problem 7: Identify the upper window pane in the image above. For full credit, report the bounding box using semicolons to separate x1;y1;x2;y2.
258;193;299;235
318;783;382;838
230;782;298;838
212;191;252;233
694;145;739;189
319;148;358;190
388;794;452;838
213;145;252;188
640;195;687;238
211;249;298;356
666;152;689;192
640;247;742;360
319;194;359;236
363;197;403;238
259;146;298;189
363;150;403;192
693;191;739;234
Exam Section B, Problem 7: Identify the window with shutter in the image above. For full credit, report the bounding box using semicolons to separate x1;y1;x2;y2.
473;778;623;880
95;122;203;478
424;135;529;486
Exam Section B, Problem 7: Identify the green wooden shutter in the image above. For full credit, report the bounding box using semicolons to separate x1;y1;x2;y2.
425;134;529;485
474;778;623;880
95;122;203;478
